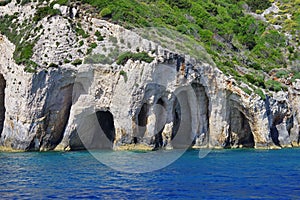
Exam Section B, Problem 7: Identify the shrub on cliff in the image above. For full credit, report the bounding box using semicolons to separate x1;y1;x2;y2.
117;52;154;65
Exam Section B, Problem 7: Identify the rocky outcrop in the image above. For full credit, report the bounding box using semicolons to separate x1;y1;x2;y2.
0;3;300;151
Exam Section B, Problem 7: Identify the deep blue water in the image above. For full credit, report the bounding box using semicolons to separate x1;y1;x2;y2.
1;149;300;199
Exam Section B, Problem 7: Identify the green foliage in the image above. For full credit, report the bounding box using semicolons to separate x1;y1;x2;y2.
24;60;38;73
100;7;112;18
64;58;71;63
292;72;300;82
33;6;60;22
119;70;128;82
79;40;84;46
0;0;11;6
244;0;272;12
20;0;31;5
244;73;265;87
265;79;284;92
116;51;154;65
14;43;34;64
0;0;298;90
89;42;97;49
94;30;104;41
50;0;68;6
255;88;266;100
84;54;112;64
165;0;192;9
276;70;289;78
241;87;252;95
71;59;82;66
75;27;89;38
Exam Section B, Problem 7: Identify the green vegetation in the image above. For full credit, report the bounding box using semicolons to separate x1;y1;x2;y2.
75;23;90;38
265;79;286;92
89;42;97;49
117;51;154;65
100;7;112;18
71;59;82;66
0;0;11;6
84;54;112;64
79;40;84;46
50;0;68;6
79;0;299;95
255;88;266;100
95;30;104;41
120;70;128;82
0;0;299;89
33;6;60;22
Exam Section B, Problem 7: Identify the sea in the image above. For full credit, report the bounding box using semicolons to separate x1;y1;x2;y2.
1;148;300;199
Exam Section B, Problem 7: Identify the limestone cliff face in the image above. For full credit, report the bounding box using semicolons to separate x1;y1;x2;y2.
0;2;299;151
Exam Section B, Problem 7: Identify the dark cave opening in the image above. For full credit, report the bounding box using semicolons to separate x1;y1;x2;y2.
0;74;5;137
230;107;254;148
171;90;193;148
137;103;149;141
192;83;209;146
96;111;116;144
270;117;283;146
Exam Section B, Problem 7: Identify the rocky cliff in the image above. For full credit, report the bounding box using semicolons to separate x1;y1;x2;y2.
0;0;299;151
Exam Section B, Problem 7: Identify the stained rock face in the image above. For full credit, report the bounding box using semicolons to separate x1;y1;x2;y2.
0;12;299;151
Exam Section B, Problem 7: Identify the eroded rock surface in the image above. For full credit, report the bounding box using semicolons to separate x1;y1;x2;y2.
0;2;299;151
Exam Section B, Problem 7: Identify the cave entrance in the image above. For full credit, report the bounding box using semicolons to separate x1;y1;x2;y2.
96;111;116;147
172;90;193;148
229;107;254;148
192;83;209;146
0;74;5;137
154;98;167;148
270;117;283;146
137;103;149;142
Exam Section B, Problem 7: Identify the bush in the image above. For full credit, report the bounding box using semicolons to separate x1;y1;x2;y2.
33;6;60;22
50;0;68;6
245;0;272;12
100;7;112;18
48;63;59;68
255;88;266;100
241;87;252;95
116;51;154;65
79;40;84;46
244;73;265;87
75;27;89;38
276;70;289;78
120;70;128;82
265;79;283;92
95;30;104;41
89;42;97;49
71;59;82;66
292;72;300;82
0;0;11;6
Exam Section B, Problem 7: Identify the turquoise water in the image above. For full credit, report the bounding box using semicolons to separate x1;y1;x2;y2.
1;149;300;199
